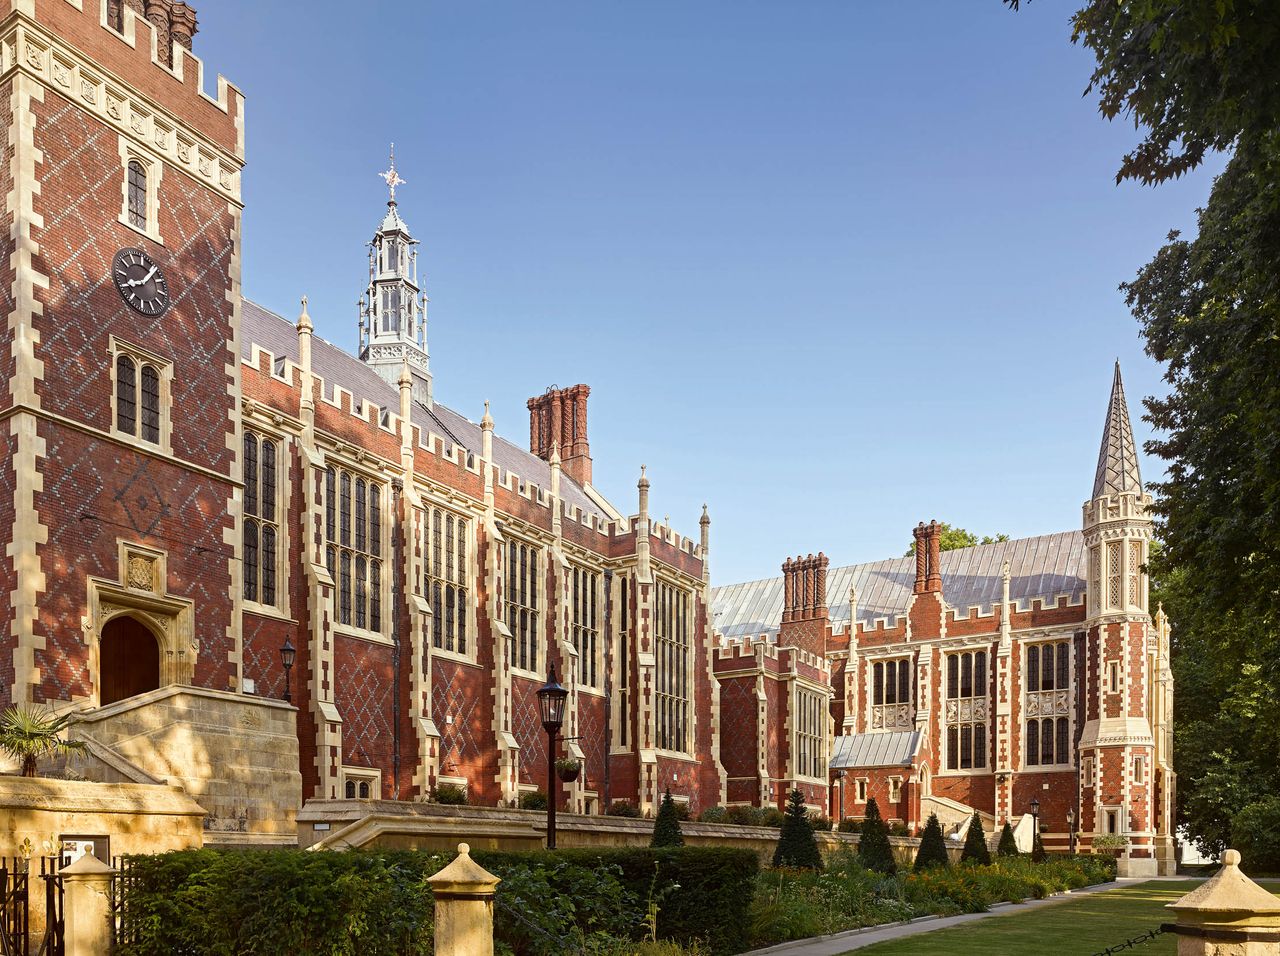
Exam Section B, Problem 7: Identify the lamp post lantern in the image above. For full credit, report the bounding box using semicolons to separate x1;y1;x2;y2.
1067;807;1077;854
536;663;569;850
1030;797;1041;851
280;637;296;704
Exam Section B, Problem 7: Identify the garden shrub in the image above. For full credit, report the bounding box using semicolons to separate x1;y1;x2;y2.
1031;828;1047;862
726;804;762;826
773;789;822;870
808;814;833;832
914;813;949;871
888;822;910;837
652;789;685;848
697;805;728;824
761;807;786;828
837;818;861;833
1233;797;1280;872
960;811;991;865
858;797;896;875
431;783;466;805
997;821;1019;857
607;799;642;818
518;790;548;811
474;846;758;956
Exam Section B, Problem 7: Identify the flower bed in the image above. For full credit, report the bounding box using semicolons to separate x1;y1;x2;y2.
748;850;1117;948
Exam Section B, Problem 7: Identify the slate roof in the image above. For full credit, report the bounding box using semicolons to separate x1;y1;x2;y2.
1093;361;1143;499
240;299;608;521
711;531;1086;640
831;731;919;769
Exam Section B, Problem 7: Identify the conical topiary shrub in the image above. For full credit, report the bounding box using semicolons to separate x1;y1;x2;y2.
1031;828;1047;862
960;811;991;865
914;812;950;871
857;797;896;875
997;821;1020;857
650;788;685;848
773;788;823;869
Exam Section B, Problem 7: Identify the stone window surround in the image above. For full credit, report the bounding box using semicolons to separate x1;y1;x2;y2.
241;427;292;621
323;454;391;645
865;649;914;732
342;765;382;800
653;573;693;758
940;645;990;777
1022;634;1074;770
504;531;546;680
116;134;163;245
109;335;174;456
421;497;477;666
790;680;828;783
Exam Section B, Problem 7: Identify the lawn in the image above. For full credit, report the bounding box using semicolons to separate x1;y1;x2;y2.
850;880;1280;955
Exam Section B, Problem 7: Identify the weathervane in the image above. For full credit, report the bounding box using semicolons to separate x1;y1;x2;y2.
379;143;406;202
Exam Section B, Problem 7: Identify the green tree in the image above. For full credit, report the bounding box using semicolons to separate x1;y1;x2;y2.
1007;0;1280;860
0;705;84;777
773;789;823;870
857;798;896;875
1031;829;1047;863
914;813;950;871
997;822;1020;858
904;524;1008;556
960;811;991;865
650;788;684;848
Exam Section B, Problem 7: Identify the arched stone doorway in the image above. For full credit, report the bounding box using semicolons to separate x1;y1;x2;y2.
99;615;161;706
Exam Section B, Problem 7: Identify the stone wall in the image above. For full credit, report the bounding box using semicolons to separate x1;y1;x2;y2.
72;685;300;844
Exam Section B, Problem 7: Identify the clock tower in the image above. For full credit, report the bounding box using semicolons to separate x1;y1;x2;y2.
358;146;432;407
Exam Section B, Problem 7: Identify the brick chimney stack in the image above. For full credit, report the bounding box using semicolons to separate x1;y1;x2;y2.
782;553;829;624
912;520;944;595
527;385;592;487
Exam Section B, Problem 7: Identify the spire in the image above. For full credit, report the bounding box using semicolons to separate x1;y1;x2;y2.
1092;361;1143;499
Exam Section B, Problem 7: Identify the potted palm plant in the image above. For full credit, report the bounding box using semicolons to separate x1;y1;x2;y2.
555;757;582;783
0;705;85;777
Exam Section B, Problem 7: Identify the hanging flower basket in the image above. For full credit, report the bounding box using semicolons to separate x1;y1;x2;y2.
555;758;582;783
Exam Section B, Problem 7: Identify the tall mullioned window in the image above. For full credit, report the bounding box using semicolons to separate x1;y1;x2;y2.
325;465;382;632
506;539;541;671
115;353;162;445
243;432;279;606
795;687;825;779
655;581;690;753
1025;640;1071;766
871;656;913;730
571;565;601;688
945;649;988;770
425;504;469;654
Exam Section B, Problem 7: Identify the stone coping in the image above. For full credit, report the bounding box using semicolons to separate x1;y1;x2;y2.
76;684;297;724
0;775;206;816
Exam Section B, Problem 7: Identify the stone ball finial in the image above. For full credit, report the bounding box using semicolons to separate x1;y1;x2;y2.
1223;849;1241;867
458;842;470;855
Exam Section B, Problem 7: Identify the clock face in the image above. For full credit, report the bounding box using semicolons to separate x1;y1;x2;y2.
112;248;170;317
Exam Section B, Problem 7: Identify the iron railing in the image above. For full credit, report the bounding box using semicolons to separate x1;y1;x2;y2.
1089;926;1165;956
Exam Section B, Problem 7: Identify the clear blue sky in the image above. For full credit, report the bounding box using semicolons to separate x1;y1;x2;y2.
197;1;1223;585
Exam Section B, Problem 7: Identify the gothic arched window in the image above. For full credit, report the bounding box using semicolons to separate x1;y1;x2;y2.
243;432;282;607
127;160;147;230
326;466;384;632
116;354;137;434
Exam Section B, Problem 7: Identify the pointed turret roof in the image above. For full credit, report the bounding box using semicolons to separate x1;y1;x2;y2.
1092;362;1143;499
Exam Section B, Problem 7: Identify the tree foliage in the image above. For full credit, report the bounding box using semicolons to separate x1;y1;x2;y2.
857;798;897;875
0;705;84;777
773;789;822;870
997;822;1020;858
961;812;992;866
651;788;685;848
904;524;1008;556
1009;0;1280;859
1031;829;1047;864
914;813;950;871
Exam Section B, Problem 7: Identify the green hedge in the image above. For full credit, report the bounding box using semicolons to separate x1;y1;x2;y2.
474;846;758;955
115;848;440;956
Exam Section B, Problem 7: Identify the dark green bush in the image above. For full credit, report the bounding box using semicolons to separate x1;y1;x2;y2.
888;822;910;837
652;789;685;848
808;814;833;832
115;848;440;955
773;789;822;870
726;804;762;826
857;798;896;875
431;783;466;805
837;818;861;833
518;790;548;811
1233;796;1280;872
606;799;642;818
961;811;991;865
697;805;728;824
997;822;1019;857
761;807;786;828
475;846;758;955
1031;829;1047;863
914;813;950;871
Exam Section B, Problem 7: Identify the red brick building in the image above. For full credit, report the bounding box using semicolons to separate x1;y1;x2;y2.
0;0;725;839
711;366;1176;876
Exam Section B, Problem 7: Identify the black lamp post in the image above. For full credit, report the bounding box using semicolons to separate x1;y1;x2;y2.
1030;797;1041;850
280;637;296;704
1067;807;1077;854
536;664;569;850
832;769;846;822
